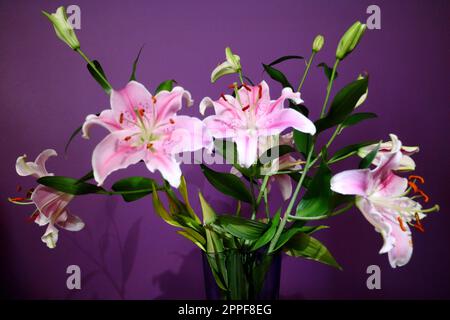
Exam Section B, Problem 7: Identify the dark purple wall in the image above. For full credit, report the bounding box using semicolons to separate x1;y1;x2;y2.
1;0;449;299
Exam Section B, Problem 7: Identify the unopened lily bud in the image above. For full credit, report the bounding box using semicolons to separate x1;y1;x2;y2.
336;21;366;60
42;6;80;50
211;47;241;83
312;35;324;52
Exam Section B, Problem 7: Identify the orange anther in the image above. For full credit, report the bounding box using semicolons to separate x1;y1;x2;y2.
119;113;124;124
408;181;419;193
409;175;425;184
413;213;425;233
228;84;236;89
138;109;145;117
241;105;250;112
146;143;153;149
124;136;132;142
9;197;27;202
397;216;407;232
418;190;430;203
152;96;157;104
258;84;263;99
169;118;175;124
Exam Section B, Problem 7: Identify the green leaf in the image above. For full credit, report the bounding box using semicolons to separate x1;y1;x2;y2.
315;77;369;133
251;209;281;251
328;141;377;164
267;55;304;67
293;130;312;157
111;176;155;202
152;185;183;228
200;164;253;203
262;64;293;89
284;233;342;269
87;60;111;94
64;125;82;155
317;62;339;82
341;112;377;129
177;229;206;251
64;113;100;155
129;45;144;81
216;215;267;240
77;170;94;183
37;176;103;195
296;161;332;219
273;222;328;252
359;143;380;169
178;176;201;223
155;79;176;94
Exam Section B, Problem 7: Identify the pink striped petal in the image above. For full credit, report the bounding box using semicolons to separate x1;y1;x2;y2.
234;132;258;168
92;130;145;186
82;109;122;138
331;169;371;196
154;86;193;123
257;108;316;136
145;152;182;187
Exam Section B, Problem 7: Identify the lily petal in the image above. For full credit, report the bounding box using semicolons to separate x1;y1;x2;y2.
16;149;57;178
331;169;371;196
234;132;258;168
145;152;182;187
82;109;122;139
92;130;145;186
155;86;193;123
257;108;316;136
41;224;59;249
56;210;85;231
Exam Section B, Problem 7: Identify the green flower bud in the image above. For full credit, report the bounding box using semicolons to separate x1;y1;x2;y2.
312;34;324;52
336;21;366;60
42;6;80;50
211;47;241;83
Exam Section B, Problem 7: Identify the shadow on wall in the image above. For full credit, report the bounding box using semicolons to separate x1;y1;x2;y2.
152;249;205;299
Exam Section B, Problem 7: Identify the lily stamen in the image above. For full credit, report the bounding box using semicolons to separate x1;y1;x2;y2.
152;96;157;104
397;216;407;232
124;136;132;142
409;175;425;184
119;113;124;124
413;212;425;233
418;190;430;203
242;105;250;112
146;143;153;149
242;83;252;91
408;181;419;193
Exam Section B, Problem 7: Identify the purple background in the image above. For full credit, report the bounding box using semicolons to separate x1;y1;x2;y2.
1;0;449;299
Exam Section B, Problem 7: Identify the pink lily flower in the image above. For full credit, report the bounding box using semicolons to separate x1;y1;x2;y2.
200;81;316;168
330;142;429;268
357;134;419;171
14;149;84;248
82;81;212;188
231;133;302;200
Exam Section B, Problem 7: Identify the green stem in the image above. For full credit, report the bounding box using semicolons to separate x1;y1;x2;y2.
320;59;340;117
268;58;341;253
249;177;258;220
268;147;314;253
256;175;270;207
297;52;316;92
76;48;112;90
238;70;245;85
287;201;354;221
263;189;270;220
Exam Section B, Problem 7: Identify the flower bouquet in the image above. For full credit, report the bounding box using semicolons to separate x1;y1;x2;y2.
10;7;440;300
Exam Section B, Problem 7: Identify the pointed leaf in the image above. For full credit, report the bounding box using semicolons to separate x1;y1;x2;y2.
283;233;342;270
262;64;293;89
87;60;111;94
111;176;156;202
129;46;144;81
155;79;176;94
37;176;103;195
200;164;253;203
